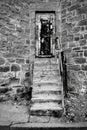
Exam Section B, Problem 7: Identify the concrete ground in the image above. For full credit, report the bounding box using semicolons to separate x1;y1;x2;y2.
0;101;87;130
0;101;62;124
0;102;29;124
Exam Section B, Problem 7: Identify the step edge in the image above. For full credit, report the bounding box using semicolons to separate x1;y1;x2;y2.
10;122;87;128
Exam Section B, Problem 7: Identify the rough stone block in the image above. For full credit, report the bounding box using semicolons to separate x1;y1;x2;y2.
63;23;72;30
3;53;18;58
11;64;20;72
25;72;30;77
68;4;81;11
4;66;10;72
84;34;87;39
0;57;5;65
82;65;87;71
74;37;79;41
62;30;67;37
68;65;81;71
73;47;80;51
83;80;87;86
22;64;29;71
61;9;66;17
61;1;71;9
62;42;68;49
0;3;10;11
7;58;15;63
26;59;29;64
61;37;67;43
77;6;87;14
26;40;30;44
73;27;80;33
72;50;83;57
69;42;76;48
67;35;73;42
80;34;84;39
82;46;87;49
16;27;23;33
25;28;30;34
78;71;86;80
6;23;15;30
16;59;25;64
0;78;10;86
79;39;86;46
71;51;79;57
84;50;87;56
62;18;66;23
64;48;72;54
78;19;87;26
81;26;84;31
75;58;86;64
0;16;10;24
0;66;10;72
0;87;9;94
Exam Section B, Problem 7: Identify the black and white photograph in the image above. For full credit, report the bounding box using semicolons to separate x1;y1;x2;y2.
0;0;87;129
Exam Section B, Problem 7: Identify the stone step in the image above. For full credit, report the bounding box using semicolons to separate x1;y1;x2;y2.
34;68;59;71
33;69;59;72
30;115;62;123
33;79;62;84
34;62;58;66
34;58;57;64
34;64;58;70
33;81;58;85
32;90;62;96
32;99;62;104
32;99;63;106
33;75;61;82
30;109;63;116
31;57;64;118
31;102;63;110
32;93;62;101
31;101;62;110
33;82;62;87
33;70;60;77
33;73;60;79
33;77;60;84
32;84;62;92
30;108;63;117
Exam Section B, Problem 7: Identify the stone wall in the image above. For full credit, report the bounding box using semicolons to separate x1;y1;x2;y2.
0;0;60;103
61;0;87;122
1;0;87;122
0;0;32;102
29;1;61;60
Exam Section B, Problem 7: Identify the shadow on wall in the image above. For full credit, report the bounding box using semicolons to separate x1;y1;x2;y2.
0;65;33;104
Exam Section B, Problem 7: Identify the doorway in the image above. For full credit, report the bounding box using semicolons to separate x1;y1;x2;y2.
35;12;55;57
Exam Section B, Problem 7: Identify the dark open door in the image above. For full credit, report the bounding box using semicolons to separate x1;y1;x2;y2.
40;19;52;55
35;12;55;57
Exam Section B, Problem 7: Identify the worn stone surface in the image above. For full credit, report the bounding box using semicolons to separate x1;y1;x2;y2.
61;0;87;122
0;102;29;123
0;0;87;124
0;0;32;99
30;58;64;121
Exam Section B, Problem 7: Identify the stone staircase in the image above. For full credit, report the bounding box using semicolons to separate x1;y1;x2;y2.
30;57;64;122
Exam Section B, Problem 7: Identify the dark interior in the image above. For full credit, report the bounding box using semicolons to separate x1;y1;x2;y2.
40;18;53;55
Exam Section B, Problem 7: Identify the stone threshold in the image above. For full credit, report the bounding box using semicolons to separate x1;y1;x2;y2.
35;55;55;58
1;121;87;130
